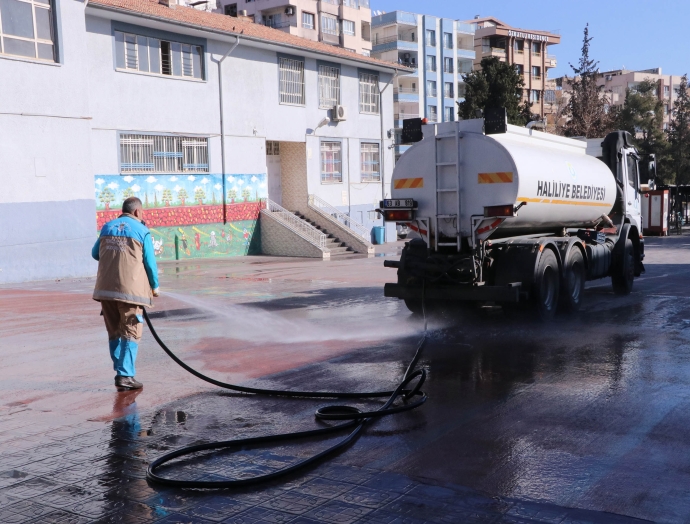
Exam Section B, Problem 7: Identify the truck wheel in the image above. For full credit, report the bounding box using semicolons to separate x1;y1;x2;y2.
560;248;585;313
612;239;634;295
533;249;560;321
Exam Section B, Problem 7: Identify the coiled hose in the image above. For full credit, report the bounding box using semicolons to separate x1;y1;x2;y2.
142;297;428;489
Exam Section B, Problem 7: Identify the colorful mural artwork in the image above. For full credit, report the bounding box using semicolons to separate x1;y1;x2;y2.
94;174;267;259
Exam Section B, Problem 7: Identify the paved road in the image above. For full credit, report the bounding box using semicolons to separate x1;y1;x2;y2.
0;235;689;523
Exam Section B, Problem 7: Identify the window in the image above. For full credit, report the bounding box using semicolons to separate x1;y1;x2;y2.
532;42;541;55
545;90;556;103
515;64;524;75
457;82;466;98
444;82;453;98
530;89;540;103
443;32;453;49
0;0;56;61
664;85;670;97
425;29;435;47
321;14;338;35
224;3;237;16
119;134;209;174
426;55;436;72
427;105;437;122
514;39;524;53
426;80;437;97
342;20;355;36
302;11;314;29
360;143;380;182
318;64;340;108
359;72;379;114
532;66;541;79
279;56;305;105
321;142;342;183
443;57;453;73
266;141;280;156
444;107;454;122
626;154;639;189
115;31;203;79
664;104;669;115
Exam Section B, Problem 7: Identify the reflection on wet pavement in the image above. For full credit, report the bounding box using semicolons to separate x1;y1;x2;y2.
1;236;689;522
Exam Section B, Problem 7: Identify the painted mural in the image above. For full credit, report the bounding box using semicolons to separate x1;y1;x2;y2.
95;173;267;260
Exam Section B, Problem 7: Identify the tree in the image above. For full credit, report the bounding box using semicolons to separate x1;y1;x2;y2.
458;57;533;125
618;79;669;181
241;187;252;202
99;188;115;210
560;25;617;138
161;189;173;206
194;187;206;205
122;187;135;200
667;75;690;185
227;189;237;203
177;188;188;206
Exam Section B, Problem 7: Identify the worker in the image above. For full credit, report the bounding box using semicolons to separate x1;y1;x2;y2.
92;197;160;390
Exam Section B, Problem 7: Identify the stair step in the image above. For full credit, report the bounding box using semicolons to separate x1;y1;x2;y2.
328;246;352;254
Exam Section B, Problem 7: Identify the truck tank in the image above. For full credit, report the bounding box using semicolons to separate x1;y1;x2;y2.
392;120;618;244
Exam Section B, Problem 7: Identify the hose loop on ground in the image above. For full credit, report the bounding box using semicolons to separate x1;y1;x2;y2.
142;303;428;489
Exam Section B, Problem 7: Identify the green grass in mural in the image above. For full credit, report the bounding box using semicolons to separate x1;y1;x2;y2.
148;221;260;260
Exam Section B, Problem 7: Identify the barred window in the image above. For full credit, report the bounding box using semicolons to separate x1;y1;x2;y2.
115;31;203;79
444;82;453;98
359;73;379;114
360;143;380;182
321;14;338;35
266;141;280;156
279;57;305;105
318;65;340;108
119;134;209;174
0;0;56;62
444;107;454;122
427;105;437;122
321;141;342;183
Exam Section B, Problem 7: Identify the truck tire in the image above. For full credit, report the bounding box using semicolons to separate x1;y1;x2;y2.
560;248;585;313
533;249;560;321
611;239;634;295
404;298;424;316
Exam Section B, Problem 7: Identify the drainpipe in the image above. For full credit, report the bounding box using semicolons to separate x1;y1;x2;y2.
379;69;398;241
213;37;240;224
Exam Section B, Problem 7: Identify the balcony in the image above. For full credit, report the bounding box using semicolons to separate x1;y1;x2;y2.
482;46;506;58
372;10;417;27
372;33;417;46
395;87;419;94
320;32;341;45
545;54;557;68
261;20;293;30
394;112;420;120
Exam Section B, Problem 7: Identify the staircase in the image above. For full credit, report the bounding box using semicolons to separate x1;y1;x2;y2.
294;212;358;258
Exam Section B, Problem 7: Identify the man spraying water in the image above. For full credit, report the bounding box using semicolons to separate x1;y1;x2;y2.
92;197;160;390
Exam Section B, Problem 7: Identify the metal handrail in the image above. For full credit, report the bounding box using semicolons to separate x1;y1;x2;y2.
308;194;370;239
262;198;328;249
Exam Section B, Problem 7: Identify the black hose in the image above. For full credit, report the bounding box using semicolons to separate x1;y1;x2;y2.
142;298;428;489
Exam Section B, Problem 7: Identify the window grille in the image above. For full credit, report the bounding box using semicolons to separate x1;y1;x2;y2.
444;107;454;122
115;31;203;79
359;73;380;114
321;141;342;183
0;0;56;62
318;65;340;108
427;105;437;122
360;143;380;182
279;57;305;105
426;55;436;72
444;82;453;98
120;134;209;174
266;141;280;156
444;57;453;73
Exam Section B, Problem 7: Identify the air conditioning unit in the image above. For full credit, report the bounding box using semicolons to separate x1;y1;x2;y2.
285;6;294;15
332;105;347;122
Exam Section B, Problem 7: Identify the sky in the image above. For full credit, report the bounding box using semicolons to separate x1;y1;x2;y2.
370;0;688;79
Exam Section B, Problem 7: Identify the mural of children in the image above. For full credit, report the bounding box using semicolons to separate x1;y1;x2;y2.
209;231;218;248
194;232;201;251
153;237;164;257
243;228;251;246
178;229;191;256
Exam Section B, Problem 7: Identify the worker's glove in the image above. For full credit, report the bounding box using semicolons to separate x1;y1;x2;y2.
152;288;160;297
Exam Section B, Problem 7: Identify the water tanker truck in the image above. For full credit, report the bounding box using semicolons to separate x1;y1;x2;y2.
381;113;645;320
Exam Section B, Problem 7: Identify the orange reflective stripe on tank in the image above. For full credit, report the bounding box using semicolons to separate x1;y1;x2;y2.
394;178;424;189
517;196;611;207
478;172;514;184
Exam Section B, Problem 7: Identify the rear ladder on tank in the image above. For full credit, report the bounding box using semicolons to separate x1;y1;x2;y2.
434;125;462;252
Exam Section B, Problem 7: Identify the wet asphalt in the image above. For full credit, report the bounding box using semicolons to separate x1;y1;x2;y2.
1;235;689;523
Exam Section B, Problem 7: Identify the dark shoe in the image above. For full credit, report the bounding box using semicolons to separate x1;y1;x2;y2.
115;376;143;390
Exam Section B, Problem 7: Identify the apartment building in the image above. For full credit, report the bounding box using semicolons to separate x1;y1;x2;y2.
556;68;686;131
466;17;560;119
371;11;476;160
0;0;402;283
217;0;373;56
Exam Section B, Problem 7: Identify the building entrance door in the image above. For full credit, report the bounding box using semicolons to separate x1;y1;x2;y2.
266;141;282;206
